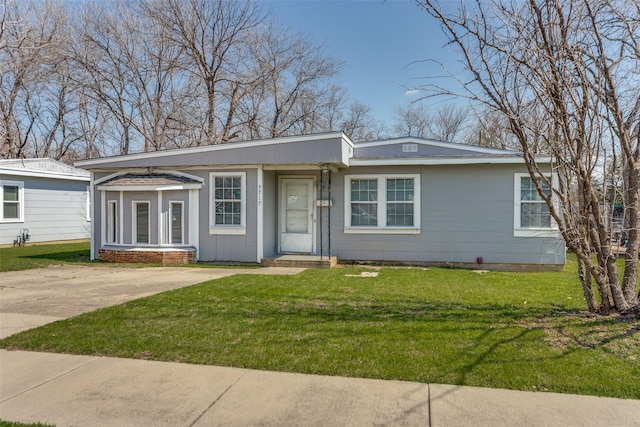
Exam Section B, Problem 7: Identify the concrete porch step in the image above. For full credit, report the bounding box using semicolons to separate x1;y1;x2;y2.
262;255;338;269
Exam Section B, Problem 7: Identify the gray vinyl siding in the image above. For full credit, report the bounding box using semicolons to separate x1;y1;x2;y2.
262;170;278;258
330;164;565;266
197;168;258;263
355;143;489;158
0;175;90;245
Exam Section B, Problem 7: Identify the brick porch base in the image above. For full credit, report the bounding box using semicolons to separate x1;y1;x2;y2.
99;247;196;265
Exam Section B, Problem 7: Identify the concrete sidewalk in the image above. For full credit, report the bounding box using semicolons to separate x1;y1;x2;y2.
1;350;639;427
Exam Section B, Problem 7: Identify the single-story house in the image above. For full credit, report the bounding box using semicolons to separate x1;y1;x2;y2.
75;132;566;269
0;158;91;246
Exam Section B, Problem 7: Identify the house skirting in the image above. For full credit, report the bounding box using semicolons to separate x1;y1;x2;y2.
99;247;196;265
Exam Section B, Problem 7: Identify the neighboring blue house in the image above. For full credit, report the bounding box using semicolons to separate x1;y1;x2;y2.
0;158;91;245
76;132;566;269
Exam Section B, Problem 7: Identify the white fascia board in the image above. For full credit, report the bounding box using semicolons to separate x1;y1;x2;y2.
75;132;348;168
0;168;90;181
348;156;540;166
355;137;519;155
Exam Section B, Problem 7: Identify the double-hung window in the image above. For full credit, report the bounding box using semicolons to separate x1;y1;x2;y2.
345;174;420;234
0;180;24;222
514;173;558;237
210;172;246;235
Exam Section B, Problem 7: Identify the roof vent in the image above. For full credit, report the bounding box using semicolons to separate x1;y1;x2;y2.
402;143;418;153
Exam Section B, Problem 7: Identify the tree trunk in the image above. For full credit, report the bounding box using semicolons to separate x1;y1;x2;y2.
578;257;598;312
622;163;639;304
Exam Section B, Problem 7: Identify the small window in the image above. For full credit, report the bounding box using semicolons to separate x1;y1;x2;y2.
134;201;150;244
514;173;558;237
106;200;118;244
210;172;246;235
0;180;24;222
345;174;420;234
170;201;183;244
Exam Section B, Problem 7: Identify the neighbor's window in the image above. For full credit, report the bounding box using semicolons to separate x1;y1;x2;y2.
514;173;558;237
170;201;183;244
134;201;150;244
345;174;420;234
210;172;246;235
0;180;24;222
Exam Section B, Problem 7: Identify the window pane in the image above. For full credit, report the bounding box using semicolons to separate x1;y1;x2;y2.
387;178;414;202
387;202;414;226
136;203;149;243
215;201;241;225
521;202;551;228
3;185;18;201
351;203;377;226
351;179;377;202
3;203;18;219
171;203;182;244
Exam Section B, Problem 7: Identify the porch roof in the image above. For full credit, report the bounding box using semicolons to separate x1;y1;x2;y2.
97;173;203;191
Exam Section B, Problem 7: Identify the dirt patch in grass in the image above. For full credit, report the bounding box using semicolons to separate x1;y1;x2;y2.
519;313;640;360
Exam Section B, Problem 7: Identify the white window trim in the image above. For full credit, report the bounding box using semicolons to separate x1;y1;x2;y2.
209;171;246;235
514;173;560;237
133;200;151;245
0;180;24;223
169;201;184;245
106;200;118;244
344;174;420;234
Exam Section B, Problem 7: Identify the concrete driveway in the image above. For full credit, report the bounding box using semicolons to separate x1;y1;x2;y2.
0;264;304;338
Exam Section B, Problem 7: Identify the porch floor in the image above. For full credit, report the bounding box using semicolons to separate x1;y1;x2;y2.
262;255;338;269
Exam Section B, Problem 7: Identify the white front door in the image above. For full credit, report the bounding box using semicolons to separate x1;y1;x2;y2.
280;178;315;253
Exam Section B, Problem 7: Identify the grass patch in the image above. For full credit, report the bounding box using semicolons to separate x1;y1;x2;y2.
0;242;259;271
2;256;638;399
0;242;91;272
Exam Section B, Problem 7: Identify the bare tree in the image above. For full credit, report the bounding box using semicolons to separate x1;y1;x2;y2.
393;102;431;138
417;0;639;313
142;0;265;145
393;102;468;141
0;0;64;159
248;23;343;139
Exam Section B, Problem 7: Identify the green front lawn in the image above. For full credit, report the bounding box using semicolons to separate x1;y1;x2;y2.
2;256;638;399
0;242;91;272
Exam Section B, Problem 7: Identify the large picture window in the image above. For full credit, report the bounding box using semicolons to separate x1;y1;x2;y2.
514;173;558;237
210;172;246;235
0;180;24;222
345;174;420;234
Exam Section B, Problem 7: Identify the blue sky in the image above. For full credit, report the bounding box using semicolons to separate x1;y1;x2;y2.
265;0;463;125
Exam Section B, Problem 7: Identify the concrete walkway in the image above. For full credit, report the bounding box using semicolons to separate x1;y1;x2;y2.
1;265;639;426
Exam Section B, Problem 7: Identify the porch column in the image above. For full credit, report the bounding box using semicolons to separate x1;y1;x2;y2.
257;166;264;262
189;188;199;260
